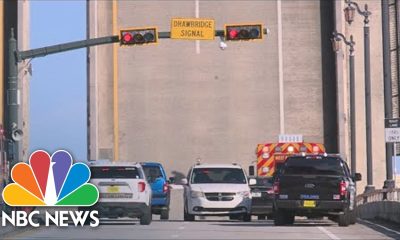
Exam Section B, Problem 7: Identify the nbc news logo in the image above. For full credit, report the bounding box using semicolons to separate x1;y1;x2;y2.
1;150;99;227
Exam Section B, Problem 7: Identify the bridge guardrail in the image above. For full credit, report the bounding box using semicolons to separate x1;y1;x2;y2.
356;188;400;224
356;188;400;206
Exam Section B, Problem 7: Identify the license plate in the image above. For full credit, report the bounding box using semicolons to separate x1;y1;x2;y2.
251;192;262;197
107;186;120;193
303;200;316;208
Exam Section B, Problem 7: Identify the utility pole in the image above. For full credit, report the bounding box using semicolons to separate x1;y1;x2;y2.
6;29;20;168
6;31;119;166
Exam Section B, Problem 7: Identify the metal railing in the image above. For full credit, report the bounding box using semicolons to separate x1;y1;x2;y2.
356;188;400;206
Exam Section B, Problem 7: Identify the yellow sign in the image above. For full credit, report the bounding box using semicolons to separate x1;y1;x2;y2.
171;18;215;40
303;200;316;208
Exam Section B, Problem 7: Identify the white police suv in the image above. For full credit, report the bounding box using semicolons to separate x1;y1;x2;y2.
87;161;152;225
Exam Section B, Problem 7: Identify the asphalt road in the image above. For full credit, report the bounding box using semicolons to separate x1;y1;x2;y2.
4;218;400;240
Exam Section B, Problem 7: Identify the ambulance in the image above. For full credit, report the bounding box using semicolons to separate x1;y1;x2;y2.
253;135;325;177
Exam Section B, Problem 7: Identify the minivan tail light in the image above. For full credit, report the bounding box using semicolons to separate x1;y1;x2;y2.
339;181;347;196
273;181;280;194
163;183;169;193
138;182;146;192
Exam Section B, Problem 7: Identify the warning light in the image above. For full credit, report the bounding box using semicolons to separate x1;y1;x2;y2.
225;24;263;41
120;27;158;46
287;146;294;152
313;145;320;153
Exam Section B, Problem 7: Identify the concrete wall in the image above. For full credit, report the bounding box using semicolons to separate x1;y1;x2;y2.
358;201;400;224
88;0;331;180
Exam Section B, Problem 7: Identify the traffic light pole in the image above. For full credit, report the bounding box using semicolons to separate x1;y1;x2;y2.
7;29;19;167
6;29;119;166
7;27;266;166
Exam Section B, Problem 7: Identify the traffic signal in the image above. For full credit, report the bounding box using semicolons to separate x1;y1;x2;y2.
224;24;263;41
120;27;158;46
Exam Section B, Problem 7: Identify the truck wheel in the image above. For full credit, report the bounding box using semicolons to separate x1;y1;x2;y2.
338;209;350;227
258;215;266;220
286;213;295;225
349;209;356;225
274;209;287;226
242;214;251;222
160;209;169;220
140;207;152;225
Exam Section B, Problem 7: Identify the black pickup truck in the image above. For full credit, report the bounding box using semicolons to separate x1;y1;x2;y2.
273;154;361;227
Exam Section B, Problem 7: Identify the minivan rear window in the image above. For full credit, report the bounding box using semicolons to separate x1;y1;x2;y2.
90;166;141;179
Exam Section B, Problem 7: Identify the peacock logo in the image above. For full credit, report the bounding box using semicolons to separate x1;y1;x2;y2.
2;150;99;206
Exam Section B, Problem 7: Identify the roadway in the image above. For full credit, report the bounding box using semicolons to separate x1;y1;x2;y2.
4;218;400;239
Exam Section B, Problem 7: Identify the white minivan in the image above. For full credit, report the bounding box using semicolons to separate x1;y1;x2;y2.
87;161;152;225
182;163;254;221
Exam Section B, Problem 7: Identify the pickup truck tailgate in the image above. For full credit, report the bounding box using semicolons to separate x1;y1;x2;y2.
279;175;342;200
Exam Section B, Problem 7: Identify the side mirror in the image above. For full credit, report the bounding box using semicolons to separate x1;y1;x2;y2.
180;178;188;185
248;166;255;176
169;177;175;184
248;178;257;186
353;173;362;182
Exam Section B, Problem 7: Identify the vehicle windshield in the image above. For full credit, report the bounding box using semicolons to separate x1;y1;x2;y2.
283;157;346;176
90;166;140;179
254;177;274;186
191;168;246;184
142;165;164;183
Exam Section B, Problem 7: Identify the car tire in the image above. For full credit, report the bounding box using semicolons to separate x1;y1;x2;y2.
349;209;356;225
286;213;295;225
160;209;169;220
242;214;251;222
274;209;287;226
140;207;152;225
184;203;195;221
184;211;195;221
338;208;350;227
257;215;266;220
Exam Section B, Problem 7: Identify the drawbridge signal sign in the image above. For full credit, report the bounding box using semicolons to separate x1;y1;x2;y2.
170;18;215;40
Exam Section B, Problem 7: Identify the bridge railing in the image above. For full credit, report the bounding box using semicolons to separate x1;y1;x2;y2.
356;188;400;223
356;188;400;206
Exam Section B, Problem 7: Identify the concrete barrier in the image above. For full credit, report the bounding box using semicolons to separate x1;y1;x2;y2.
358;201;400;223
356;188;400;224
168;185;184;221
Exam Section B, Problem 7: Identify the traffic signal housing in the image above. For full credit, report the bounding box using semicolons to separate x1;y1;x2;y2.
120;27;158;46
225;24;263;41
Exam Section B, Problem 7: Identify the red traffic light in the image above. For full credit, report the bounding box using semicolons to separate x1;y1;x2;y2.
228;29;239;39
120;27;158;46
225;24;263;41
122;32;133;43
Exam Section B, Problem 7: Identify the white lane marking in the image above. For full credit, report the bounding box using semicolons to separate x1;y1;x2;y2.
171;234;179;238
178;226;185;230
317;226;340;240
195;0;200;54
360;219;400;236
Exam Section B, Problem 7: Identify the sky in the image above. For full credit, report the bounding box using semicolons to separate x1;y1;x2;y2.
29;1;87;161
